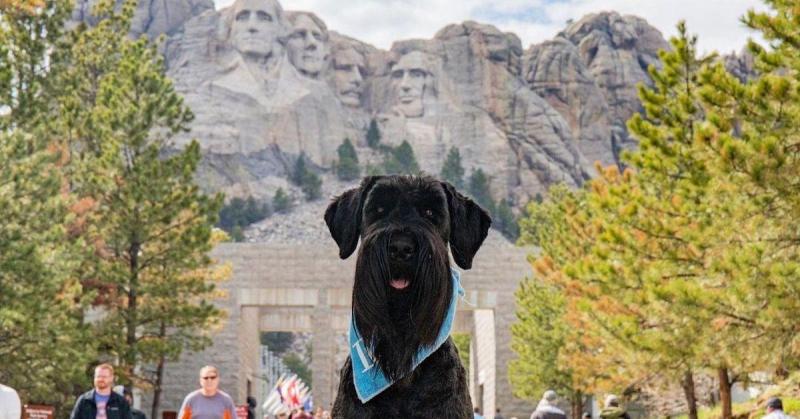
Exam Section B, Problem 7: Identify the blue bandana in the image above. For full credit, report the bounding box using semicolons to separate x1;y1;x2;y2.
348;268;464;403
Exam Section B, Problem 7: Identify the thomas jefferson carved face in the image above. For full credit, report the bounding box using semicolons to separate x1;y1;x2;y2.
230;0;283;59
287;13;329;78
333;48;365;107
391;51;432;118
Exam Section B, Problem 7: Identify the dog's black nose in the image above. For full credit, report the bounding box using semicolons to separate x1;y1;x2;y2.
389;235;416;262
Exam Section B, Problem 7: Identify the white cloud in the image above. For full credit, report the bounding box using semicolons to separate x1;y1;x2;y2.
213;0;767;54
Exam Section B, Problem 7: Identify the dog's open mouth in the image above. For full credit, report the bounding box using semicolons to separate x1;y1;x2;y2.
389;278;410;290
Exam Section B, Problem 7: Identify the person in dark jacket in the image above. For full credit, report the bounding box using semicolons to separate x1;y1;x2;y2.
529;390;567;419
70;364;132;419
246;396;256;419
123;389;147;419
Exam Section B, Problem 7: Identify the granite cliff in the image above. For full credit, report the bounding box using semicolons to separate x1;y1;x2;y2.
72;0;671;223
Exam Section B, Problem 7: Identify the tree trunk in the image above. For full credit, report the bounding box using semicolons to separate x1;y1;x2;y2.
126;241;141;372
570;391;584;419
681;369;698;419
718;367;732;419
151;321;167;419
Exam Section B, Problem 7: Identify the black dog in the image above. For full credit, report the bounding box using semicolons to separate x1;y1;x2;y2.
324;175;491;418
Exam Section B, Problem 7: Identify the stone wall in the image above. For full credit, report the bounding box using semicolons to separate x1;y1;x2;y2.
142;240;536;418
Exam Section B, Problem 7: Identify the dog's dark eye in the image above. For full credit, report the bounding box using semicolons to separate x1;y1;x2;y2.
424;209;434;218
377;207;385;214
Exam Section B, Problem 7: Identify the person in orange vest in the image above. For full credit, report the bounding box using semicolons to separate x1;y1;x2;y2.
178;366;236;419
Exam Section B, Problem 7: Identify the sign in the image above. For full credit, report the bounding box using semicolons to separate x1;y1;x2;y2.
23;405;54;419
236;405;248;419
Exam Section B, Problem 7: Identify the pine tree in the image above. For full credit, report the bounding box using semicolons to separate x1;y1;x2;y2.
515;186;602;403
273;188;291;213
365;163;384;176
696;2;800;403
467;168;494;214
494;199;519;241
513;25;743;419
52;4;227;414
336;138;360;181
384;140;420;175
290;153;322;200
244;196;271;223
0;1;96;411
440;146;465;189
366;118;381;148
567;24;719;416
302;170;323;201
395;141;419;174
510;277;585;419
291;153;309;186
218;196;270;235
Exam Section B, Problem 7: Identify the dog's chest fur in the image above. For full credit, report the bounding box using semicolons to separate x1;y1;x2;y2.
332;339;472;419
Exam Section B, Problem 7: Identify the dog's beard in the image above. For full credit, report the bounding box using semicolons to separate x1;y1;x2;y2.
352;227;452;380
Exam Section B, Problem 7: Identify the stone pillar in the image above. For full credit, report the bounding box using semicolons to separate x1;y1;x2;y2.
474;309;496;419
238;306;261;403
312;289;334;410
469;334;477;405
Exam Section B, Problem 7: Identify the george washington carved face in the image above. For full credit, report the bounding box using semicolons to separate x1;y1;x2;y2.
229;0;284;60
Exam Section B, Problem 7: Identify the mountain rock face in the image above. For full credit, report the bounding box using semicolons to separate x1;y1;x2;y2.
70;0;214;39
554;12;669;161
724;49;757;82
71;1;670;207
524;36;613;166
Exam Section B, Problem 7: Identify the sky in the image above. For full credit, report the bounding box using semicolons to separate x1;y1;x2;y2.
213;0;768;55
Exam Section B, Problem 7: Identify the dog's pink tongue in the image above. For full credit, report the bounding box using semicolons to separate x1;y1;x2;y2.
390;278;410;290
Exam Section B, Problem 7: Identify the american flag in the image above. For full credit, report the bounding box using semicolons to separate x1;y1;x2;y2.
261;373;312;415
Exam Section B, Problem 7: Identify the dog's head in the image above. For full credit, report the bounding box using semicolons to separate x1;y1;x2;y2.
324;175;491;379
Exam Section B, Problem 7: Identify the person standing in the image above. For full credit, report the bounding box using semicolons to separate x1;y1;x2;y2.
123;390;147;419
530;390;567;419
291;407;312;419
764;397;794;419
178;366;236;419
599;395;630;419
70;364;132;419
0;384;21;419
246;396;256;419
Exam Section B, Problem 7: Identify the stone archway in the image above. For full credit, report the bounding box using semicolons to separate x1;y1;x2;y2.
145;241;535;418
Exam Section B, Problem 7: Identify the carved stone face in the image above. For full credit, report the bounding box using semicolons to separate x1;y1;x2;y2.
391;51;431;118
230;0;282;59
333;48;364;107
287;14;328;78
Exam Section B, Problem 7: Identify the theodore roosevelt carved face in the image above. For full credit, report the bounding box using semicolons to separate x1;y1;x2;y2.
332;47;365;107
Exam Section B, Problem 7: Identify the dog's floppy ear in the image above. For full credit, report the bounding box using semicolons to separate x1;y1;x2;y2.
441;181;492;269
324;176;382;259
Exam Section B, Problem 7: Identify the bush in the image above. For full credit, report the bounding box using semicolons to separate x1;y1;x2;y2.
218;196;271;240
336;138;360;181
366;118;381;148
383;141;420;175
273;188;292;213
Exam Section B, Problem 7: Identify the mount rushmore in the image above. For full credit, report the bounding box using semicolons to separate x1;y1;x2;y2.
73;0;676;210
